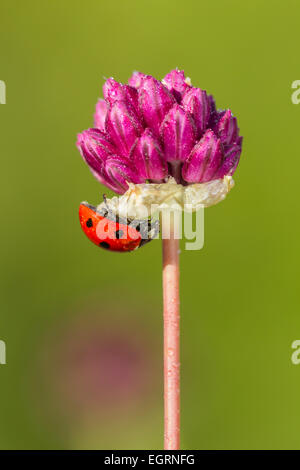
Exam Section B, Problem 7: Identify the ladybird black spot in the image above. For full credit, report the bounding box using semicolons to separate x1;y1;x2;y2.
86;218;93;228
115;230;124;239
99;241;110;249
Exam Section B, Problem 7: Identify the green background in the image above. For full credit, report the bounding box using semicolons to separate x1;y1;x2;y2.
0;0;299;449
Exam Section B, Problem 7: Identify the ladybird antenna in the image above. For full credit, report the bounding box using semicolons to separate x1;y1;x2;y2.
103;194;109;208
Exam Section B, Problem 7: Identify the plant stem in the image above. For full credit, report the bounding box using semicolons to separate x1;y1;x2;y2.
162;218;180;450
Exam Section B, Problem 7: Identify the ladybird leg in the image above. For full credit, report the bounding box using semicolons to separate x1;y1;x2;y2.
149;219;160;239
147;218;160;238
137;219;160;247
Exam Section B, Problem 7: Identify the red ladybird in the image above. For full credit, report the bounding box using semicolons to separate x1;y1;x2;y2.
79;200;159;252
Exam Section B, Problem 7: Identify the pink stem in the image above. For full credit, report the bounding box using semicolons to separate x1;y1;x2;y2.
162;233;180;450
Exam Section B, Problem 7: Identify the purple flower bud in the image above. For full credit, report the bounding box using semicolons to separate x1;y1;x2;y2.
132;129;168;181
76;129;121;192
128;71;147;89
94;99;108;130
182;88;211;138
106;101;143;157
103;78;124;102
214;109;239;147
216;137;242;178
182;130;223;183
161;104;196;162
162;69;190;102
78;70;243;191
208;95;216;114
207;95;217;128
105;155;145;193
103;78;139;116
77;128;116;172
138;77;176;136
90;167;123;194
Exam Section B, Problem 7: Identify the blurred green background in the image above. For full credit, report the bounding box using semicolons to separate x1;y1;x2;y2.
0;0;299;450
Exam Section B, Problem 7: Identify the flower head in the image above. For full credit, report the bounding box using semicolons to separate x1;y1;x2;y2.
77;69;242;196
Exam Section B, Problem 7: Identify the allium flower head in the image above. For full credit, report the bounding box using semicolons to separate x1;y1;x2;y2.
77;69;242;195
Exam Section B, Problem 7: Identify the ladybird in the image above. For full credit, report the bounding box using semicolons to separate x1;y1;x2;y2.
79;200;159;252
